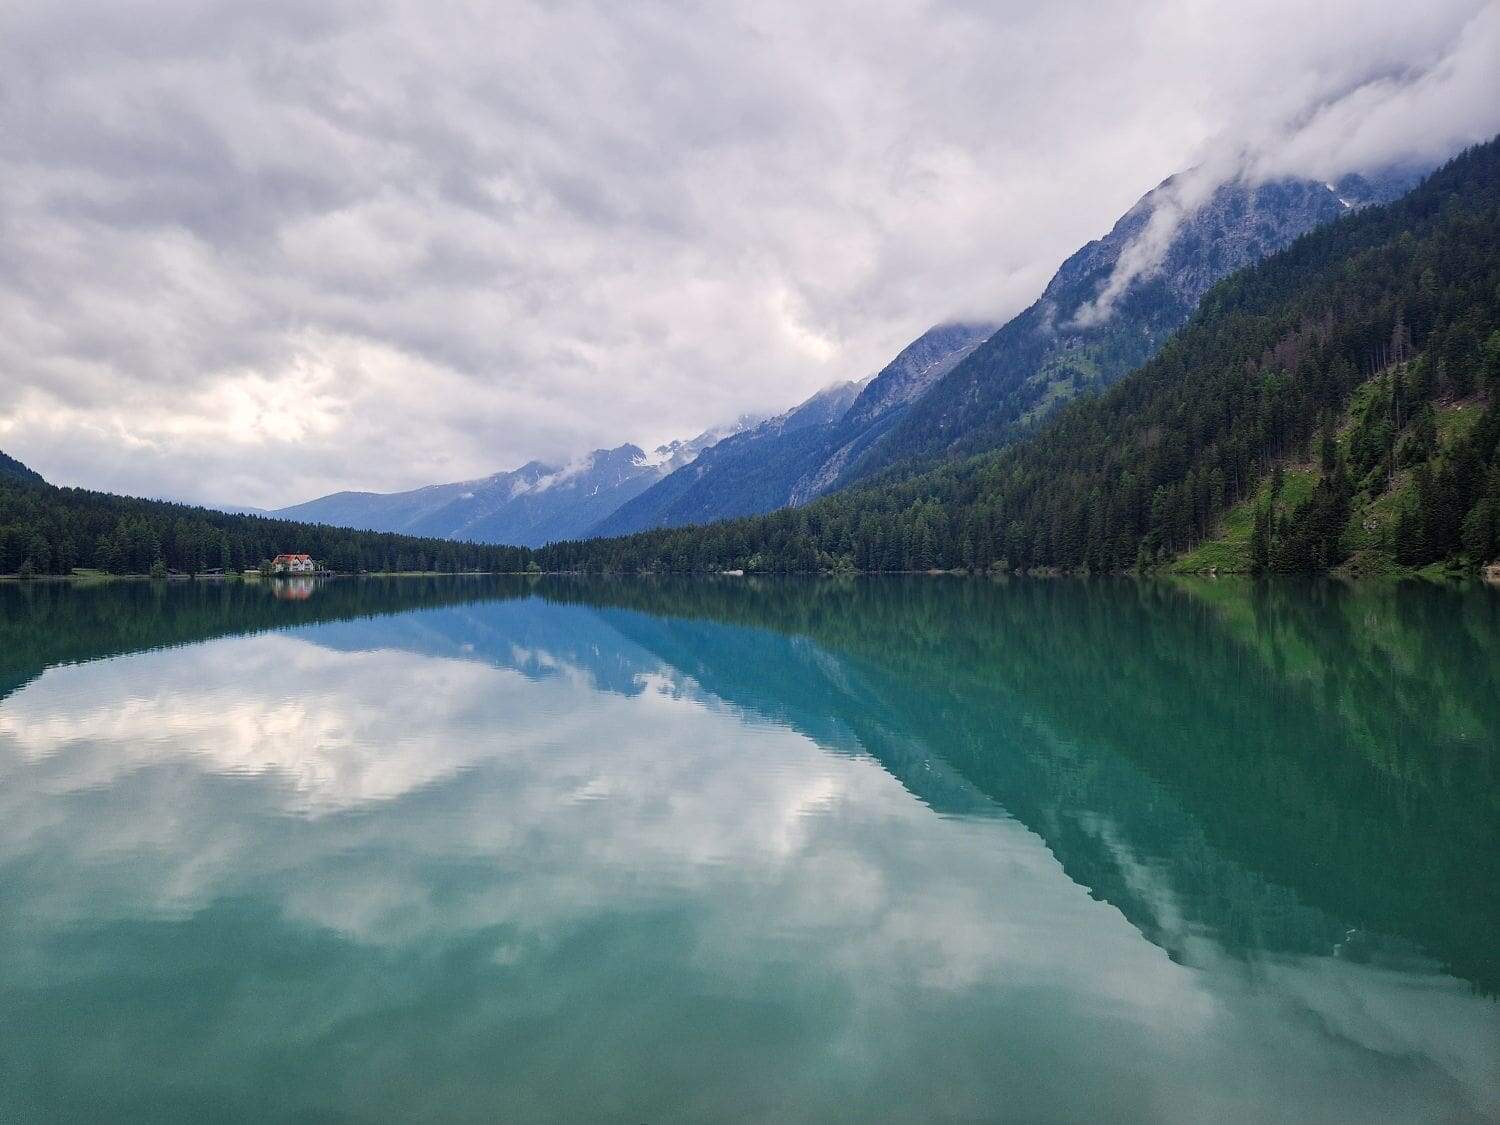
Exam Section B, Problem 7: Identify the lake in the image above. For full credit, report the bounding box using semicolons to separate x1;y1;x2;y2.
1;575;1496;1122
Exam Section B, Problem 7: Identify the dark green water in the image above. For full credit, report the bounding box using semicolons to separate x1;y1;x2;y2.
1;576;1496;1122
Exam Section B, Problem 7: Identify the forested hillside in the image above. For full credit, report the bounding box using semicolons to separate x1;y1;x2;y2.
0;451;44;485
0;475;530;577
533;139;1500;575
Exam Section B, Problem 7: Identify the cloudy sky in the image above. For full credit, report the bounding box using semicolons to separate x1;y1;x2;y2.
2;1;1497;509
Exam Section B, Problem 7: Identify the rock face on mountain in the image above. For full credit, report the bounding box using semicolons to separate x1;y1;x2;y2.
786;321;997;505
841;167;1426;482
270;421;753;548
592;323;994;536
0;450;43;485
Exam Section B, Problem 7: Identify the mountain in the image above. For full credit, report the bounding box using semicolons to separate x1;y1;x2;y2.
533;137;1500;576
840;168;1427;485
270;420;756;548
585;378;873;538
593;167;1422;540
592;322;994;536
0;450;43;485
785;322;996;504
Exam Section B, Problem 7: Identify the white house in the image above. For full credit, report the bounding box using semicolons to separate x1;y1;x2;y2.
271;553;316;574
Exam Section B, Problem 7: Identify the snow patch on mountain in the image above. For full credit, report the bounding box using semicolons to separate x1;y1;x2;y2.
270;417;760;547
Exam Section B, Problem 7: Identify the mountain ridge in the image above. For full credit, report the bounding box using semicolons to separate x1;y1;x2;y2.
592;322;995;536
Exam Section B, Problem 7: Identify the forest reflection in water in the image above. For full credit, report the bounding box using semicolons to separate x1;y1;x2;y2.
0;574;1495;1122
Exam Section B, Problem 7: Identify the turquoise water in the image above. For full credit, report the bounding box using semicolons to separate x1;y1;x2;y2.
1;576;1496;1122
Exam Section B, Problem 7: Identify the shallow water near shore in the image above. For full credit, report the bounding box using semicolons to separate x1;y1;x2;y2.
1;575;1496;1122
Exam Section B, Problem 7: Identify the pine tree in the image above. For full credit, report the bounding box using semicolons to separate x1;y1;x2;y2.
1250;503;1272;572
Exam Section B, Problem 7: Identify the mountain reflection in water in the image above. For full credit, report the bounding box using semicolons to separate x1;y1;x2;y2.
0;575;1495;1122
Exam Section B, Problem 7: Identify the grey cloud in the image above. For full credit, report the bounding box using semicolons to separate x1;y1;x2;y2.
0;1;1496;507
1075;4;1500;327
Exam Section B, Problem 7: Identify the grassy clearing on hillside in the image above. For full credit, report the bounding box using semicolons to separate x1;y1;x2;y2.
1171;468;1317;573
1171;379;1491;575
1436;401;1483;444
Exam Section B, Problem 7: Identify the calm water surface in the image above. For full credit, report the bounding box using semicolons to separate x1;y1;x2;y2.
0;576;1496;1122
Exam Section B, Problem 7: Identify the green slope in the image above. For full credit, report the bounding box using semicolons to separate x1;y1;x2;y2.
1172;390;1491;575
1172;468;1318;573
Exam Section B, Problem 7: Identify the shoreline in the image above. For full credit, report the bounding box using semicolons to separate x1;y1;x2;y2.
1;564;1494;585
0;569;534;584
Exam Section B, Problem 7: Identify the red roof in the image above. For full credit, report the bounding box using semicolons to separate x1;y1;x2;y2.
273;553;312;562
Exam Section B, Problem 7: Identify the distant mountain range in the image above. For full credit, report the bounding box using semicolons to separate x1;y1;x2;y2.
269;162;1426;547
204;503;270;517
269;419;757;548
